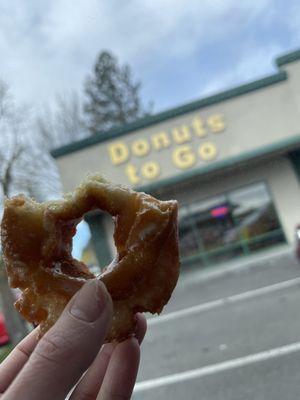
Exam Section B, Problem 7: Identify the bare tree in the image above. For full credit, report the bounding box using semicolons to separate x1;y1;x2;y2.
0;81;30;344
0;80;12;119
0;80;63;345
36;91;89;150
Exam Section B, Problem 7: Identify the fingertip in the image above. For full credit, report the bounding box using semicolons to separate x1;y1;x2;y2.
129;336;141;364
97;279;113;307
98;336;140;400
68;279;112;323
121;336;140;359
135;313;147;345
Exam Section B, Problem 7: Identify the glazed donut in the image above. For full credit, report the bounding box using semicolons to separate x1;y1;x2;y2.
1;175;179;342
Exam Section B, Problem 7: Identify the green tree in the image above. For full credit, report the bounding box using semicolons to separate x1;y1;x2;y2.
84;51;151;134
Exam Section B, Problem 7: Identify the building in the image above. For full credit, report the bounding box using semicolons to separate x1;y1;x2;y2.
52;48;300;269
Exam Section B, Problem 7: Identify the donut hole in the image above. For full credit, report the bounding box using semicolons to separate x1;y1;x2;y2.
101;212;117;259
91;212;118;272
71;220;92;261
73;212;117;273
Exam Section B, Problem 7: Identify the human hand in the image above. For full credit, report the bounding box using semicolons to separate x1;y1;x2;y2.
0;279;147;399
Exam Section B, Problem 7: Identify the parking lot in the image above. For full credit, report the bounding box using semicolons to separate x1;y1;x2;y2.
133;246;300;400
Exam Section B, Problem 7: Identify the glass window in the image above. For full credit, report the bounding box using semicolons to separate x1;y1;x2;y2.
179;207;199;258
179;182;285;266
228;183;284;251
229;183;275;236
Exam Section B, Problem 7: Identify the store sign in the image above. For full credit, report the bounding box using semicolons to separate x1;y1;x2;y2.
106;113;226;185
210;205;229;218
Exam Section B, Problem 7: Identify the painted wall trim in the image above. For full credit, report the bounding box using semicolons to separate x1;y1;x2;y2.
276;49;300;67
52;71;288;158
137;134;300;193
288;149;300;182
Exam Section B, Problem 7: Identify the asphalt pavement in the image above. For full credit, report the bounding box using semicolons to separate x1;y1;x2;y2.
133;245;300;400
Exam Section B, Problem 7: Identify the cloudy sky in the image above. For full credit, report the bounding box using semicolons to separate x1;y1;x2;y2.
1;0;300;114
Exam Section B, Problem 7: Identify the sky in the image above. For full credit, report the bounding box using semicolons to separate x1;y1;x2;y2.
1;1;300;115
1;1;300;261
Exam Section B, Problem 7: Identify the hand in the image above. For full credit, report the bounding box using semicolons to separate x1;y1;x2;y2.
0;280;147;399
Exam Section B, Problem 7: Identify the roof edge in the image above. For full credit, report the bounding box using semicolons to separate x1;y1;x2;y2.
52;70;288;159
276;49;300;67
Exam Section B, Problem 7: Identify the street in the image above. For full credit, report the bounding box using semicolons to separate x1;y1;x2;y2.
133;246;300;399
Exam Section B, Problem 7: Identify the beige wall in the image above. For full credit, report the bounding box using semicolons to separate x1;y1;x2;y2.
56;60;300;191
284;61;300;116
100;156;300;257
270;158;300;243
55;56;300;256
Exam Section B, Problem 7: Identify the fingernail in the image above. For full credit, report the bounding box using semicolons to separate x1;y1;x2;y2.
69;279;109;322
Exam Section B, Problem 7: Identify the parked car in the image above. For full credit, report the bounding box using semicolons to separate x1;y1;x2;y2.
0;312;10;346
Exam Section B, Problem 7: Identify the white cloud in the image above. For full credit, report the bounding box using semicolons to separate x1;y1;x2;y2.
200;44;283;98
197;1;300;100
287;3;300;45
0;0;299;113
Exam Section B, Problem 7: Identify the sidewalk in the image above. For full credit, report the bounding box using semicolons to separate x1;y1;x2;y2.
178;244;294;288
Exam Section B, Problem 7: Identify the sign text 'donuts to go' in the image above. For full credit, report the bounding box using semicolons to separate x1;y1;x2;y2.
106;113;225;185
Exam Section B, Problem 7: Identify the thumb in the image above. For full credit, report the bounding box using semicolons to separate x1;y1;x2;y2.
4;279;112;400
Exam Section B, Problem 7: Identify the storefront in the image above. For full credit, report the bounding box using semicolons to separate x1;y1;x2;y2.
52;48;300;269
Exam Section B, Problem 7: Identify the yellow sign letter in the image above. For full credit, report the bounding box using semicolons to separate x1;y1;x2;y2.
192;116;207;138
199;142;218;161
152;131;171;150
125;163;140;185
172;125;192;144
172;145;196;169
141;161;160;180
207;114;225;133
131;139;150;157
107;141;129;165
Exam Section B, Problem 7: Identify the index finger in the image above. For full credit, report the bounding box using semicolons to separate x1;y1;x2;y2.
3;280;112;400
70;313;147;400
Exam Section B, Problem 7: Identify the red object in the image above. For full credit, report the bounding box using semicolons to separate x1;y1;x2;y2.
0;313;10;346
211;206;229;218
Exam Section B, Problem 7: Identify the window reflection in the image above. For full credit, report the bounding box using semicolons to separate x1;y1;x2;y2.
179;213;197;257
179;182;285;266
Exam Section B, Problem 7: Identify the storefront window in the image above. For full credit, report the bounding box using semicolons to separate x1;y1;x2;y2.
179;208;199;258
228;183;284;251
179;182;285;266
